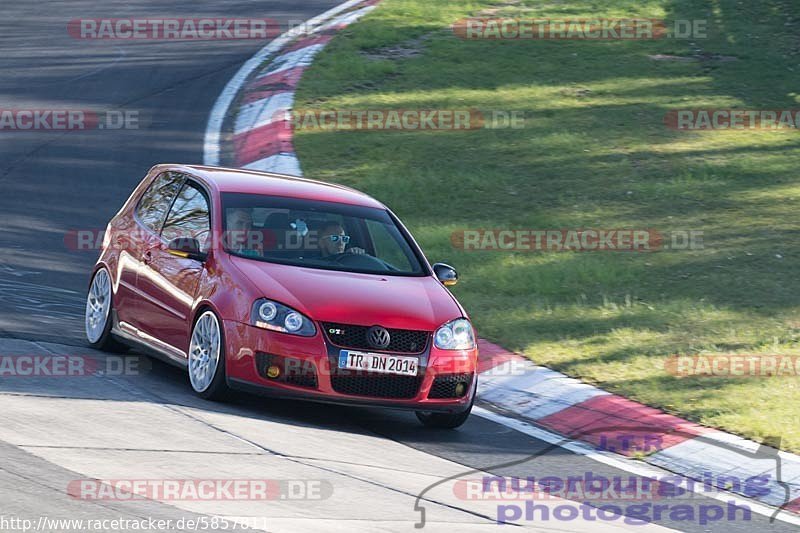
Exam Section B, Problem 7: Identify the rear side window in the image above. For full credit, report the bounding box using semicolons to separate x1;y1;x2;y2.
161;181;211;250
136;172;184;232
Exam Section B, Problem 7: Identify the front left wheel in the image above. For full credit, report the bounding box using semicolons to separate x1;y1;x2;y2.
188;310;230;401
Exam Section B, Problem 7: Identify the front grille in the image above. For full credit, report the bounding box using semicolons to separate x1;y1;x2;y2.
429;373;474;399
323;323;429;354
330;368;423;399
255;353;318;388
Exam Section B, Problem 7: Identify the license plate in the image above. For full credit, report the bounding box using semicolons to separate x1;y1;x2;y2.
338;350;419;376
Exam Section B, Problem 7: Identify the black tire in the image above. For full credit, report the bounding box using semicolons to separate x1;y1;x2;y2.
415;407;472;429
189;309;231;402
416;379;476;429
85;268;127;353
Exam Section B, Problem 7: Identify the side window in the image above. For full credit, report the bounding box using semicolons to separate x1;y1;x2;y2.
161;181;211;251
365;219;414;271
136;172;184;232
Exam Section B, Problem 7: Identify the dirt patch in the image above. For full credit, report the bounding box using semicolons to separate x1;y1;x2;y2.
360;33;435;61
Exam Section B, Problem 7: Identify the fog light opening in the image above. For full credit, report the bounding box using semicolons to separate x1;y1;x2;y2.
266;365;281;379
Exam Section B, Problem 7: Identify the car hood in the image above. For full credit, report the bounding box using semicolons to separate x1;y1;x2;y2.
230;257;463;331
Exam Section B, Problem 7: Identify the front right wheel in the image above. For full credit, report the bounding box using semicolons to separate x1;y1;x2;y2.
415;407;472;429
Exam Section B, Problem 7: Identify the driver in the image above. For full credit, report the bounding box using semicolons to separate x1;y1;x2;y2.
318;223;365;257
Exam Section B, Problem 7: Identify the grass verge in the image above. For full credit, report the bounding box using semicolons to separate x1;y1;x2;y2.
294;0;800;451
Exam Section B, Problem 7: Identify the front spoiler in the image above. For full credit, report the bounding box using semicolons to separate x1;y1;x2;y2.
227;377;473;414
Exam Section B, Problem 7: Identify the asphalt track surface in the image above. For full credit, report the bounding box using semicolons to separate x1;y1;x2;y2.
0;2;796;532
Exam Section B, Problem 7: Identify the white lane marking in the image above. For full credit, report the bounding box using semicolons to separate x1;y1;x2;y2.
203;0;368;166
472;405;800;526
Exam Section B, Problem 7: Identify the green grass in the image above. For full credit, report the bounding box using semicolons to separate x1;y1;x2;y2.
294;0;800;451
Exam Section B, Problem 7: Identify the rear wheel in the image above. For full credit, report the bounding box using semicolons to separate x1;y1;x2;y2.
188;310;230;401
416;379;476;429
85;268;126;352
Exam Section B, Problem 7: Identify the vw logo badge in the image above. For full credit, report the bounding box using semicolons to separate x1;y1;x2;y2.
367;326;391;349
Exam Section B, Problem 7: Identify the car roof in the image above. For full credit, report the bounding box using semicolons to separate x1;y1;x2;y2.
154;164;386;210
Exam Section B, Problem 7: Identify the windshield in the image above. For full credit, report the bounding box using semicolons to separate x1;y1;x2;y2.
221;193;426;276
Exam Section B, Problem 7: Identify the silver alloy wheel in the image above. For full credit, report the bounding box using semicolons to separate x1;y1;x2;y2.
85;269;112;343
188;311;221;393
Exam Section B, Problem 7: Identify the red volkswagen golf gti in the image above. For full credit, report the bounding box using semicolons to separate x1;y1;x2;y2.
85;165;478;428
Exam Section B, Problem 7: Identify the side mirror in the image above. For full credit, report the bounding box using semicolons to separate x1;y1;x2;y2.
433;263;458;287
167;237;207;262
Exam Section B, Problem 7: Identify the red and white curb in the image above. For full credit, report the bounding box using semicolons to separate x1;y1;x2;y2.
204;0;800;522
203;0;380;174
477;340;800;518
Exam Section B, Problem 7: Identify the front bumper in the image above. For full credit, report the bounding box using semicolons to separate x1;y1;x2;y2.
223;321;478;414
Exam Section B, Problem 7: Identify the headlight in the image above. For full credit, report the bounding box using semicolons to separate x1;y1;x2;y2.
257;301;278;322
284;312;303;332
434;318;475;350
251;299;316;337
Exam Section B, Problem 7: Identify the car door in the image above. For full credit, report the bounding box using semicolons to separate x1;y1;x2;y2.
117;171;184;330
135;177;211;355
